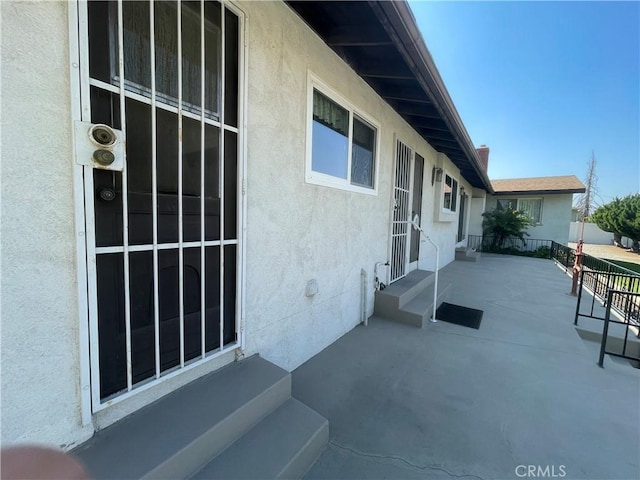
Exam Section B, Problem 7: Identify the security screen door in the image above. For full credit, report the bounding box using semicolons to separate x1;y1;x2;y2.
390;139;413;282
80;0;241;408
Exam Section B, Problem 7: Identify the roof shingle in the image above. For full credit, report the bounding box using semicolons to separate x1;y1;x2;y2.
491;175;586;195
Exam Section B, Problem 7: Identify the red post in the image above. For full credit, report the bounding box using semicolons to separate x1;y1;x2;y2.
570;218;586;296
570;239;583;296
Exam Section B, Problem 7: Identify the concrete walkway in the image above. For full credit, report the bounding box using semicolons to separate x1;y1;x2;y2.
293;255;639;480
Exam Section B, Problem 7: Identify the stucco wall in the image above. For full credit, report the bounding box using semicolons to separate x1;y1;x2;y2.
241;0;466;370
1;0;478;447
567;222;633;247
0;1;92;448
485;194;574;244
569;222;614;245
468;189;487;237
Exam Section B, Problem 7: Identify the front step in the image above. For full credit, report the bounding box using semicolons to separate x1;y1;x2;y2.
374;270;433;319
455;247;480;262
374;270;451;327
74;355;328;479
193;398;328;479
398;283;452;327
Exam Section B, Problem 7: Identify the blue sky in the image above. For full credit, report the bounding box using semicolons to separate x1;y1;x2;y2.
408;0;640;205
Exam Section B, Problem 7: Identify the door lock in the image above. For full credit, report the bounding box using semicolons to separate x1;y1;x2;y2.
93;149;115;166
74;121;125;171
99;188;116;202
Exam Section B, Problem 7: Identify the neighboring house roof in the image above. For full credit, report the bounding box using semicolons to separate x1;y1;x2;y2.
491;175;586;196
286;0;493;192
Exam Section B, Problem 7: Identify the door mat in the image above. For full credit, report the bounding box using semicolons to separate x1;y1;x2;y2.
435;302;483;329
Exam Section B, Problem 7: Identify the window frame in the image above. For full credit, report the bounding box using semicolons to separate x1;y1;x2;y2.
497;197;543;225
305;73;380;195
442;172;458;213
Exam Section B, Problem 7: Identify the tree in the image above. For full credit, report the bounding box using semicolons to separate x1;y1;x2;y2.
617;194;640;252
575;151;599;220
591;198;623;245
591;194;640;252
482;203;531;249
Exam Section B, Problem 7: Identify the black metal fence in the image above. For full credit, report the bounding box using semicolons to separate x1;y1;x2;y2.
549;241;639;279
467;235;553;258
597;289;640;368
574;269;640;368
574;269;640;324
467;235;638;281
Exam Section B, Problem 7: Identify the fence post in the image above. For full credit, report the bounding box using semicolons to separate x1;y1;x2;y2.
598;290;614;367
570;241;583;296
574;269;585;325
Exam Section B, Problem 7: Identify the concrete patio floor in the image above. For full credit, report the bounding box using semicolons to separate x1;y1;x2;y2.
292;255;640;480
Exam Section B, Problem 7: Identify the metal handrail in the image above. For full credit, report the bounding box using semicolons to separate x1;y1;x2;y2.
598;289;640;368
574;268;640;326
410;217;440;323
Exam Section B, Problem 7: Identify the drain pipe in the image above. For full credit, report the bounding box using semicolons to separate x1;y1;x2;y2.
374;261;389;291
411;217;439;323
361;268;368;326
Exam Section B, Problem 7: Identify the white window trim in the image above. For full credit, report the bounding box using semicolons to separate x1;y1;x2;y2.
305;72;380;195
441;172;458;213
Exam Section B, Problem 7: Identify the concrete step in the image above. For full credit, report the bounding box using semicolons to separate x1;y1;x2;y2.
455;248;480;262
374;270;434;319
192;398;329;480
395;282;453;327
74;355;291;479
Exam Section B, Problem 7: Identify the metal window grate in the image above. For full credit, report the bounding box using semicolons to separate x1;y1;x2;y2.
390;140;412;282
79;0;242;410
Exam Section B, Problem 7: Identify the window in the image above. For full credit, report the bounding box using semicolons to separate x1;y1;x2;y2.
307;83;378;192
518;198;543;224
443;174;458;212
497;198;517;210
497;198;543;224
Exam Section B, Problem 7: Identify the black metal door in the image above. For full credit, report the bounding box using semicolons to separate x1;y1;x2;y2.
84;0;240;403
410;154;424;263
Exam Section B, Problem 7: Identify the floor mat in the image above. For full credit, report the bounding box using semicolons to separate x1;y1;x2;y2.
435;302;483;329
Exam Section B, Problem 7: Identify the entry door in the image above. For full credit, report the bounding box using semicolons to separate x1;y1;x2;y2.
409;153;424;270
79;0;242;408
457;192;467;242
390;140;413;282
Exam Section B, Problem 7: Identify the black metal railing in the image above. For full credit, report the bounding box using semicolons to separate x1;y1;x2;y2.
550;241;575;268
467;235;553;258
598;289;640;368
467;235;639;281
574;269;640;325
549;241;639;279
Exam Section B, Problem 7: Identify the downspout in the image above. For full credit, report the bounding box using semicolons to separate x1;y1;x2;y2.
411;216;440;323
374;261;389;291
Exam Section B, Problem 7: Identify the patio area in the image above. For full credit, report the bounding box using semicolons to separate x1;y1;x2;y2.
293;255;640;479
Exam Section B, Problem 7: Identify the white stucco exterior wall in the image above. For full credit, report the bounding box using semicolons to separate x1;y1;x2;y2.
0;0;485;447
568;222;614;245
468;188;487;237
0;1;92;448
485;194;575;244
240;0;471;370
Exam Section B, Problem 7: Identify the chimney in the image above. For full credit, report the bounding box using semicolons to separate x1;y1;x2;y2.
476;145;489;171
